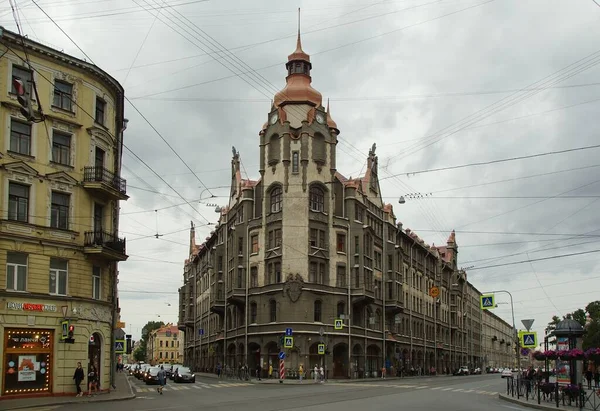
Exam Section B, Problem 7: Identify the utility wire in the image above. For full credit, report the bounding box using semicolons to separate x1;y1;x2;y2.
382;144;600;178
469;249;600;271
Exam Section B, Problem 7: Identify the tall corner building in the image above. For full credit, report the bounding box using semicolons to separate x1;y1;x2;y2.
178;33;515;378
0;27;128;397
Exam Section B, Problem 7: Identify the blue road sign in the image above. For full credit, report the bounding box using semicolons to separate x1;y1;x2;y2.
480;294;495;310
285;328;293;336
278;352;285;360
114;340;125;353
199;328;204;336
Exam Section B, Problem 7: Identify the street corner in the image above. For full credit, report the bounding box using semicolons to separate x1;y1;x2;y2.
498;393;559;411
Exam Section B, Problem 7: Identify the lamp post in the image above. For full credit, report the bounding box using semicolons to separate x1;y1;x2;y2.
482;290;520;371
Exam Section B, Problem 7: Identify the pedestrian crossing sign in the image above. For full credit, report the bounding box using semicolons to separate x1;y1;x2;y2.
334;319;343;330
519;331;537;348
318;344;325;355
114;339;125;353
284;336;294;348
480;294;495;310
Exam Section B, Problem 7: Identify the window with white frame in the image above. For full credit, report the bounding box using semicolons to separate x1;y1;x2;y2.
49;258;68;295
6;252;27;291
11;65;33;96
53;80;73;111
95;97;105;125
50;191;70;229
92;266;101;300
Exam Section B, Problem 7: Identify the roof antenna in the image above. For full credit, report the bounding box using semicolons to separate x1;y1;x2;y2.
297;8;301;48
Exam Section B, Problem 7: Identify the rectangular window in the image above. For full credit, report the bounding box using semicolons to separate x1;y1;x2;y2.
49;258;68;295
275;262;281;283
53;80;73;111
374;251;382;270
51;131;71;165
336;233;346;253
6;252;27;291
238;236;243;255
237;268;243;288
336;265;346;288
92;266;101;300
10;119;31;156
95;97;106;125
50;191;70;229
310;229;325;248
292;151;299;173
354;206;363;222
8;182;29;222
250;267;258;287
250;304;257;323
354;236;359;254
251;235;258;254
11;65;32;96
268;229;282;249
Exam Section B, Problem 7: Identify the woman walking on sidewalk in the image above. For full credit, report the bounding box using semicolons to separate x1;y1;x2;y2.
87;365;98;397
73;362;84;397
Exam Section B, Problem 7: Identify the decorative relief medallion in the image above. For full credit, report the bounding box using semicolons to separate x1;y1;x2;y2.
283;273;304;303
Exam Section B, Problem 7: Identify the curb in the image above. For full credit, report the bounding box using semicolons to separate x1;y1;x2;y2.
1;378;136;410
498;393;561;411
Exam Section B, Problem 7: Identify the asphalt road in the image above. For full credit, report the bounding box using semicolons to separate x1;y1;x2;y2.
29;374;530;411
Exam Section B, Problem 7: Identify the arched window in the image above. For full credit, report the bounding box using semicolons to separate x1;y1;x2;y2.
309;186;324;212
270;186;282;213
336;302;345;318
250;302;257;324
269;300;277;323
314;300;322;322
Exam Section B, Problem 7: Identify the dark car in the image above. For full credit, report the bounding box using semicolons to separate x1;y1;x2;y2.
144;367;161;385
168;364;183;380
173;366;195;383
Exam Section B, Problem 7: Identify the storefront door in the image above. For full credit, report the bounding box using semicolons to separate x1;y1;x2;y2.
2;329;53;395
88;333;101;388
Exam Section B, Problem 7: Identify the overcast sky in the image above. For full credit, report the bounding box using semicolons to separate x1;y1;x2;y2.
3;0;600;343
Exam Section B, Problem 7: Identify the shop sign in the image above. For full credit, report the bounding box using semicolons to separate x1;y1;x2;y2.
6;302;58;312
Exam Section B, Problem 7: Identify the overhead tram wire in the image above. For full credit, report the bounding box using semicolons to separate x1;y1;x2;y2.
30;0;216;204
128;0;495;100
388;50;600;163
1;42;212;226
468;248;600;271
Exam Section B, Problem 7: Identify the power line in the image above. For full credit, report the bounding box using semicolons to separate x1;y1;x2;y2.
469;249;600;271
382;144;600;178
408;229;600;237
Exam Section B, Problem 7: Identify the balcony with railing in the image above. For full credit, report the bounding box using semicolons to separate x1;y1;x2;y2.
83;230;127;261
83;166;129;200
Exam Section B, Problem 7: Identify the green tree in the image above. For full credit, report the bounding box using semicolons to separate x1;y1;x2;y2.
545;315;561;334
138;320;164;361
586;301;600;321
133;346;145;362
564;309;586;327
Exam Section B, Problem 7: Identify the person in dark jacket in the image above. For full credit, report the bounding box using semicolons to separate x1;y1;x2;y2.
73;362;84;397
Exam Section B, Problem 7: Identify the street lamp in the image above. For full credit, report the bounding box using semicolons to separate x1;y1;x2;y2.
481;290;520;371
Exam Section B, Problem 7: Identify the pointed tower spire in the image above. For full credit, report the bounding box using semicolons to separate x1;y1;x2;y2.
288;8;310;63
326;98;338;130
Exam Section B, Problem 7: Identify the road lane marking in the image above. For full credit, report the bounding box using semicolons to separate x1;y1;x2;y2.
453;389;465;392
442;388;454;391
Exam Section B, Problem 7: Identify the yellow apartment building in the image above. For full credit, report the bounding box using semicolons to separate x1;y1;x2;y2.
0;27;128;398
147;325;183;365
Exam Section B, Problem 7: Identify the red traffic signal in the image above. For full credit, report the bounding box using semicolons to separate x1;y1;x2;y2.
68;325;74;338
12;78;26;96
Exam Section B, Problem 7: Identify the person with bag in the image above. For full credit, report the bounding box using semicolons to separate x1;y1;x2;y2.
73;362;84;397
87;365;98;397
157;366;167;395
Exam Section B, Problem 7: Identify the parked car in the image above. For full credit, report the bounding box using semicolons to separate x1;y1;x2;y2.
173;366;195;383
501;368;513;378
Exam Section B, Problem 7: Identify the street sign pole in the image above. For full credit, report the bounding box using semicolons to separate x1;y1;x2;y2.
483;290;520;371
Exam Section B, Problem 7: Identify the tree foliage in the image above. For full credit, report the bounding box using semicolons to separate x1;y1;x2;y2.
136;320;164;362
546;300;600;350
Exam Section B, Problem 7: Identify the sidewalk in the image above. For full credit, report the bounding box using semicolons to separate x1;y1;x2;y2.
0;371;135;410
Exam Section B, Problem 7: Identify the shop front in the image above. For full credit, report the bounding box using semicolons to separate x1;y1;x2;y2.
2;329;54;395
0;298;114;398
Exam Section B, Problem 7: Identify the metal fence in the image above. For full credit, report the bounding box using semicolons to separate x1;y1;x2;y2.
505;376;600;410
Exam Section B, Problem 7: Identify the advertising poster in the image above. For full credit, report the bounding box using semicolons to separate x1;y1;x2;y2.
556;337;570;385
17;355;39;382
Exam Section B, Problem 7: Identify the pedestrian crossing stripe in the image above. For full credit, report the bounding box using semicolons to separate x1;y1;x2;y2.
133;383;251;392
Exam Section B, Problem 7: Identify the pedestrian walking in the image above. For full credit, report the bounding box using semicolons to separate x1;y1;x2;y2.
157;366;166;395
268;364;273;379
256;364;261;381
87;365;98;397
319;365;324;383
73;362;84;397
313;365;318;382
298;364;304;383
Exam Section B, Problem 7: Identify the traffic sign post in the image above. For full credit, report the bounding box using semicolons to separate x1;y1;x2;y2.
519;331;537;348
114;339;125;354
318;344;325;355
198;328;204;336
334;319;343;330
521;319;535;331
279;359;285;383
278;351;286;360
480;294;495;310
285;328;293;336
61;320;69;340
429;286;440;298
284;336;294;348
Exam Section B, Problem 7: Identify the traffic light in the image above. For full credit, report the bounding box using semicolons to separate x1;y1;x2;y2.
68;324;74;338
126;334;132;354
12;78;35;121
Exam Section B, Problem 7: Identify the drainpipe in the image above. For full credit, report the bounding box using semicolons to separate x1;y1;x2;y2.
223;212;228;368
347;223;352;379
244;202;252;366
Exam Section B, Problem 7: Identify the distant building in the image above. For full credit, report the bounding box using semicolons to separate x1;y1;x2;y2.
178;31;515;378
0;27;128;397
147;324;183;364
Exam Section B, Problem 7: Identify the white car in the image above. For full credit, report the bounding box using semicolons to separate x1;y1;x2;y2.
501;368;513;378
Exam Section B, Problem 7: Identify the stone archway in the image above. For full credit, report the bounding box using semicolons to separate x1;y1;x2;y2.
332;343;348;378
351;344;364;378
227;343;236;368
247;342;260;373
366;344;380;377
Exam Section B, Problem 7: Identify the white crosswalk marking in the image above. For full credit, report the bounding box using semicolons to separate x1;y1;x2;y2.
132;381;252;394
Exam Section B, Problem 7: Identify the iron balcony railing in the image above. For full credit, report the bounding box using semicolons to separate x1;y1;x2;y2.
84;230;126;254
83;166;127;195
